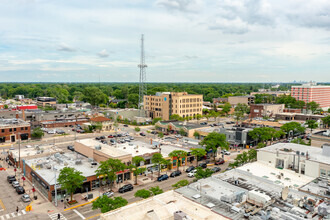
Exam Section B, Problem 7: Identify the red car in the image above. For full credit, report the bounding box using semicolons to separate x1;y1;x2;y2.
215;158;225;165
108;135;114;138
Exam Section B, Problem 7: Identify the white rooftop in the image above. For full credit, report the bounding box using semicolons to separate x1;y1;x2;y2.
76;139;130;158
258;143;330;165
10;144;62;158
24;152;98;186
237;162;314;188
100;190;227;220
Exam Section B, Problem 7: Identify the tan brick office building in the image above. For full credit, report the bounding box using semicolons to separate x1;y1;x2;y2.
144;92;203;120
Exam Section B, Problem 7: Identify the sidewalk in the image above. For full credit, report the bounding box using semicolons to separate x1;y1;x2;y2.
3;161;58;215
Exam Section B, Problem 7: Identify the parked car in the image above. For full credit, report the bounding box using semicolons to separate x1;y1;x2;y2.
95;137;101;140
188;169;197;177
199;163;207;169
123;124;128;127
211;167;221;173
140;132;146;136
118;184;133;193
170;170;182;177
16;186;25;194
101;140;108;144
21;194;31;203
175;134;182;138
129;136;134;140
124;138;130;142
221;150;230;155
200;122;207;125
157;174;169;182
186;166;195;173
100;136;106;139
215;158;225;165
67;145;75;151
25;145;32;148
102;191;114;197
12;181;20;188
151;131;158;134
7;175;16;183
108;135;114;138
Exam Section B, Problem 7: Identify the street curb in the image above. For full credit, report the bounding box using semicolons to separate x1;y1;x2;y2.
63;196;99;211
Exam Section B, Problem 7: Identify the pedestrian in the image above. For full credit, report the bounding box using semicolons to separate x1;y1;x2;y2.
16;206;19;213
58;213;61;220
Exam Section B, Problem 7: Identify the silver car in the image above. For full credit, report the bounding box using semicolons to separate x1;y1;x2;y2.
102;191;114;197
21;194;31;203
12;181;20;188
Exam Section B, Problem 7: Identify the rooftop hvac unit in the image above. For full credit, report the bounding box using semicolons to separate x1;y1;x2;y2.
75;160;82;165
95;145;102;150
174;211;191;220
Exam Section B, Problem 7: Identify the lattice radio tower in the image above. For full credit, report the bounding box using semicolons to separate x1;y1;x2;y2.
138;34;147;112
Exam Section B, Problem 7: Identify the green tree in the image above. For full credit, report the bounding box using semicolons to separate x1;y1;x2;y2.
130;156;146;185
94;122;103;131
31;127;44;139
170;114;184;121
134;189;152;199
168;150;187;171
127;94;139;107
149;186;163;195
306;120;318;133
158;132;164;138
151;153;164;177
195;167;214;180
196;114;202;121
291;138;310;145
152;117;162;125
200;132;228;162
92;196;128;213
4;104;8;109
95;159;126;191
193;131;200;139
57;167;85;202
222;102;232;115
190;148;206;166
281;122;306;138
82;87;108;107
172;179;189;189
322;115;330;128
135;127;141;132
306;101;320;113
234;103;249;125
179;128;186;136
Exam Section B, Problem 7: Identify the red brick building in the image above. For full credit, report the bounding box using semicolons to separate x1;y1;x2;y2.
0;118;31;143
291;83;330;109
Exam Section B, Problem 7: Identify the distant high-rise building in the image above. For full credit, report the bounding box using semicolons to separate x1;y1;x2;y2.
291;82;330;109
144;92;203;120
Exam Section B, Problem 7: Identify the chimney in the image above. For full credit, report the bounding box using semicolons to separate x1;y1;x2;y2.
22;109;25;120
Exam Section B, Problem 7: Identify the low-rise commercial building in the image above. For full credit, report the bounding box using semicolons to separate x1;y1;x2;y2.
257;143;330;179
275;112;324;122
144;92;203;120
228;95;255;106
250;104;284;118
89;116;113;131
100;190;226;220
24;152;99;202
36;97;57;107
0;118;30;143
310;130;330;148
155;120;208;138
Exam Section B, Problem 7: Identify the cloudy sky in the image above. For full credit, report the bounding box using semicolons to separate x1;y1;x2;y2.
0;0;330;82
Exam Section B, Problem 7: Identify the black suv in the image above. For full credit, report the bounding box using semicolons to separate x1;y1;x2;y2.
16;186;25;194
170;170;182;177
199;163;207;169
118;184;133;193
186;166;195;173
67;145;74;151
7;175;16;183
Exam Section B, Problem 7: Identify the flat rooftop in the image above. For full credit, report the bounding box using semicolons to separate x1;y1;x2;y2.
258;143;330;165
76;139;131;158
100;190;227;220
25;151;98;186
0;118;30;128
236;162;314;188
10;144;62;159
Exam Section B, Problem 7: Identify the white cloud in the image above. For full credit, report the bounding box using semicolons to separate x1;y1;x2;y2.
97;49;109;58
57;43;76;52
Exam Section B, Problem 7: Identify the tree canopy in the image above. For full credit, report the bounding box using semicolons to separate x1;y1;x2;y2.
92;196;128;213
57;167;85;201
200;132;228;162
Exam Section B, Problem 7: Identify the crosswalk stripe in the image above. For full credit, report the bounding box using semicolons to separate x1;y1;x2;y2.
1;216;4;220
10;213;15;218
21;210;26;215
5;214;9;219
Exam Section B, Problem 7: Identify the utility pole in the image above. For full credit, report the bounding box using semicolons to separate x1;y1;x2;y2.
54;171;58;207
138;34;147;116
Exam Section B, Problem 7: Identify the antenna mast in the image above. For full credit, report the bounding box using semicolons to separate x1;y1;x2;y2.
138;34;147;114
